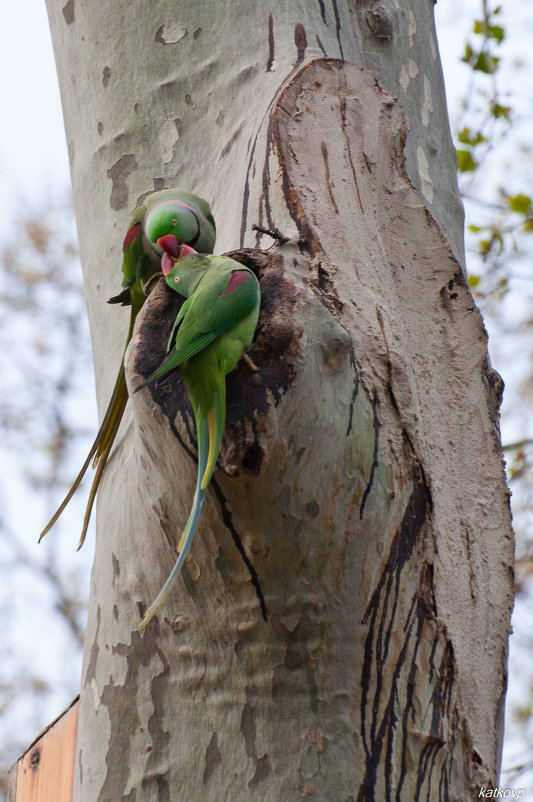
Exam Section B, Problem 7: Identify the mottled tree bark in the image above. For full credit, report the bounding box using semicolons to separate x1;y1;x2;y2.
46;1;513;799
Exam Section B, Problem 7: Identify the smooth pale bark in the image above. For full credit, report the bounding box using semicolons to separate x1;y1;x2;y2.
46;1;513;799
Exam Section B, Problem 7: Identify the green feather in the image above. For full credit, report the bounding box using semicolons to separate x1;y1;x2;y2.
137;254;260;628
39;189;216;548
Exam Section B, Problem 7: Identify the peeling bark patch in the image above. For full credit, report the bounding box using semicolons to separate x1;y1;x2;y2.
294;23;307;65
241;698;271;787
158;118;181;164
84;606;101;691
267;13;274;72
62;0;74;24
95;630;169;801
102;65;111;87
271;610;319;712
365;8;394;42
305;499;320;518
155;23;187;44
112;552;120;583
241;701;256;758
249;754;271;787
359;400;379;519
203;732;222;784
107;153;137;211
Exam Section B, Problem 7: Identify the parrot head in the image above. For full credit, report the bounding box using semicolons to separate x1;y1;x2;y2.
141;238;198;297
164;252;215;297
145;199;202;263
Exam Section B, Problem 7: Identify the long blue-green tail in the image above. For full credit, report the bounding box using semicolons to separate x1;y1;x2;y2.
139;414;209;629
201;384;226;490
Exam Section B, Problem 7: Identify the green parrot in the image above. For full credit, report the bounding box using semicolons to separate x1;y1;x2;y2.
135;240;261;629
39;189;216;548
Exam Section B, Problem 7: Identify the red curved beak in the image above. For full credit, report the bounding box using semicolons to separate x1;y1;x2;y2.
157;234;180;258
157;235;197;274
157;234;180;275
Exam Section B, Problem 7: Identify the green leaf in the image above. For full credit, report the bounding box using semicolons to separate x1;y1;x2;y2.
456;126;471;144
457;149;477;172
462;42;474;63
468;224;482;233
468;274;481;288
492;103;511;121
475;52;500;73
457;127;485;146
488;24;504;43
508;194;531;214
472;19;504;42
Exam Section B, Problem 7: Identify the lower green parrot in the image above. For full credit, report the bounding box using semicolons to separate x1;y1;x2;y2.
39;189;216;548
136;243;261;629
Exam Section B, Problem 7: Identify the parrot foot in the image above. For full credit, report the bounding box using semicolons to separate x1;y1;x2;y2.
242;352;259;372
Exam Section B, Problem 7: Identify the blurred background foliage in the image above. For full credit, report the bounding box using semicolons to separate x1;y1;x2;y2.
0;197;91;798
1;1;532;797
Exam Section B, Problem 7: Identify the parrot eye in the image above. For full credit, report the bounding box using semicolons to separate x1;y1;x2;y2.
172;218;178;227
173;276;180;284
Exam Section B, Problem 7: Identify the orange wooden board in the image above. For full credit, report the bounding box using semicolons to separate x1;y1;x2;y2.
9;697;79;802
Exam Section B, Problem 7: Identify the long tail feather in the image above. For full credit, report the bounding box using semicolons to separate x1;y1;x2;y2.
38;368;128;542
39;290;142;543
92;365;128;467
201;386;226;490
76;434;114;551
139;415;209;629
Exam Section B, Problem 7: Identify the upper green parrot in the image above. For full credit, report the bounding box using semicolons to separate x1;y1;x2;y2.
135;239;261;629
39;189;216;548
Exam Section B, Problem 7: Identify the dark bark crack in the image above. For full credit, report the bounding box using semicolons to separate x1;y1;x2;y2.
359;400;379;520
357;470;453;801
346;349;360;437
267;13;275;72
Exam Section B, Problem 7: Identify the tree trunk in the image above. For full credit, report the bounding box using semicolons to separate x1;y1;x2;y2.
46;1;513;799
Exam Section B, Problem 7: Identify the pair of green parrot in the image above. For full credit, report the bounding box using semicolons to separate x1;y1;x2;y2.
39;189;261;628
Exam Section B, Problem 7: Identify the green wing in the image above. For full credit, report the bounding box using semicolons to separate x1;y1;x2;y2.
138;266;259;388
177;267;259;351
